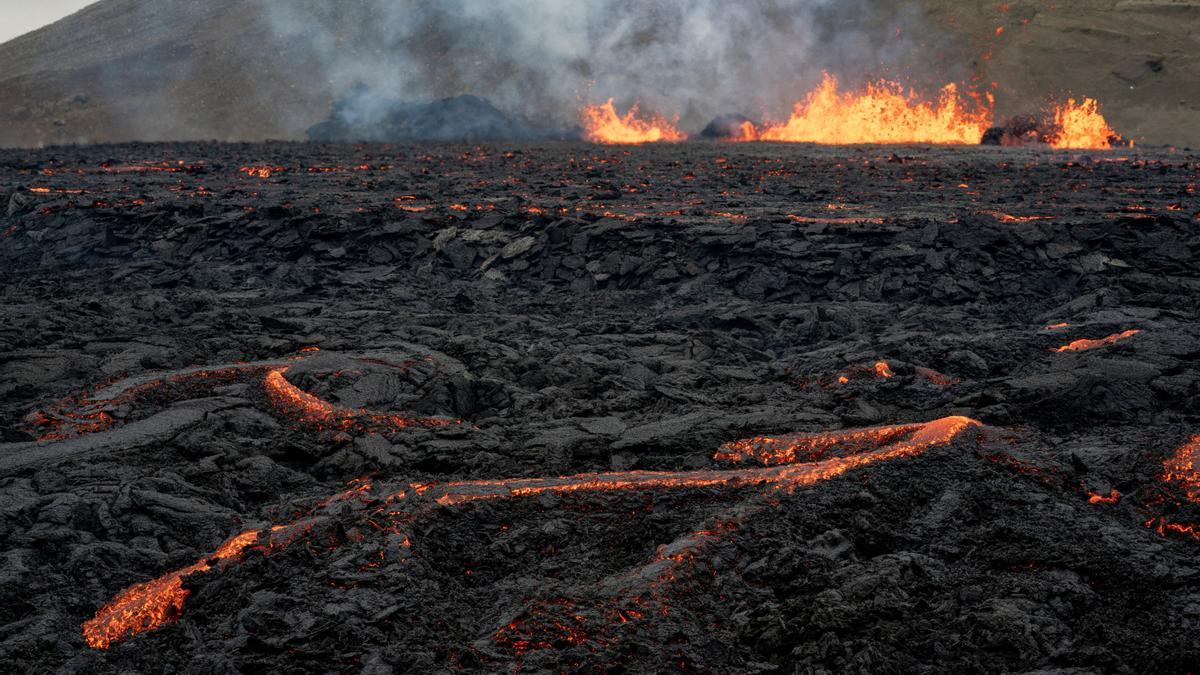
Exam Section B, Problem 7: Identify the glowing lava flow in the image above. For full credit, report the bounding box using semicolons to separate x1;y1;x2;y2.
1053;329;1141;353
26;363;287;441
737;74;992;145
82;530;261;649
1050;98;1122;150
581;100;687;144
81;416;980;649
263;367;461;431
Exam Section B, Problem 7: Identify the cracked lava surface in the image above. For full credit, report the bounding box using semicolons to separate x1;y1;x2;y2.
3;141;1200;672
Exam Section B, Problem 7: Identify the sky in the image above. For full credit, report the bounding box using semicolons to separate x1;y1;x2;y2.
0;0;94;44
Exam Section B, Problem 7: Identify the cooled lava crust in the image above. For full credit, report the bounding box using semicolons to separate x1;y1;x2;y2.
2;141;1200;673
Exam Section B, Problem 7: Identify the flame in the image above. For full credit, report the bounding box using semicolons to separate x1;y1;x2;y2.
581;99;686;144
1050;98;1121;150
1053;329;1141;353
428;416;980;506
739;73;992;145
82;530;260;649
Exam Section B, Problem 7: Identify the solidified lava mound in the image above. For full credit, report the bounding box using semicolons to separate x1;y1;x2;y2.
2;141;1200;673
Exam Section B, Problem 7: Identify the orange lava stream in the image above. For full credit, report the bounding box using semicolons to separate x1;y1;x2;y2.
1050;98;1121;150
1053;329;1141;353
262;367;461;431
738;73;992;145
82;416;979;649
581;100;687;144
714;424;921;466
82;530;260;649
419;416;979;506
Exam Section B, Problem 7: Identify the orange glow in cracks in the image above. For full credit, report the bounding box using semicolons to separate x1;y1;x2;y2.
1162;435;1200;502
82;530;260;649
581;100;687;144
874;361;895;378
736;73;992;145
82;417;979;649
1053;329;1141;353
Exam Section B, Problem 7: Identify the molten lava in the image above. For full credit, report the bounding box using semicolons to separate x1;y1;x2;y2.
1162;435;1200;502
82;416;980;649
737;73;992;145
581;100;687;145
1053;329;1141;353
1050;98;1121;150
262;367;462;431
82;530;261;649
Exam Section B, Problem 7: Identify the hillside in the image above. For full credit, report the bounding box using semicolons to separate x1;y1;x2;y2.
0;0;1196;146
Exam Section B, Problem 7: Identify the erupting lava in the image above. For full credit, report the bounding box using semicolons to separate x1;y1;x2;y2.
81;416;980;649
581;100;686;144
1050;98;1122;150
1053;329;1141;353
735;74;992;145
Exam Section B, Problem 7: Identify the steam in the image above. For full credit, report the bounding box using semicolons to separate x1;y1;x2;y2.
264;0;940;135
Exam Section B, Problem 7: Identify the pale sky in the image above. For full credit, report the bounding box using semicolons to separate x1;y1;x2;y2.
0;0;95;45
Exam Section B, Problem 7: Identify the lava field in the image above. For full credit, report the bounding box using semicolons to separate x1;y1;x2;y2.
2;141;1200;673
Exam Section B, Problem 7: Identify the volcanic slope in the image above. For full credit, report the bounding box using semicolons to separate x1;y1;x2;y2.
2;141;1200;672
0;0;1198;146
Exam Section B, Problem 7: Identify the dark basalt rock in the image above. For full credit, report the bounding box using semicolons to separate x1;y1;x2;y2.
1;140;1199;673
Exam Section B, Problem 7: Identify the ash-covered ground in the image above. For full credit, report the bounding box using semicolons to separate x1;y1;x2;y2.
2;141;1200;673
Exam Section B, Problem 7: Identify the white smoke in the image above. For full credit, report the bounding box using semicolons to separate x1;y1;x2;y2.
264;0;944;133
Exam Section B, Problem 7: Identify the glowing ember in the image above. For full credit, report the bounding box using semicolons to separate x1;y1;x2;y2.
1087;489;1120;504
1050;98;1122;150
738;73;992;145
82;530;260;649
239;166;286;179
1053;329;1141;353
581;100;687;145
1043;322;1071;331
1162;435;1200;502
874;361;895;378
